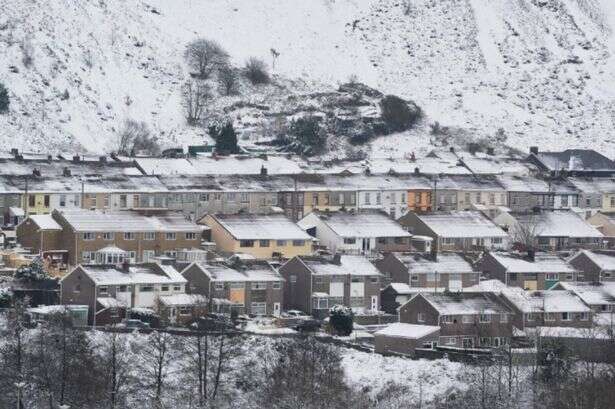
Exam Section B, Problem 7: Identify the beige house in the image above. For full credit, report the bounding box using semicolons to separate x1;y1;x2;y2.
200;214;313;259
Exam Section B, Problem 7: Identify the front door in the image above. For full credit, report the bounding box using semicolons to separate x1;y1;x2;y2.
273;302;281;317
371;295;378;312
362;238;371;253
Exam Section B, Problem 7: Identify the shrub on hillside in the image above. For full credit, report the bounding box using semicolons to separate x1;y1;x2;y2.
379;94;422;132
184;38;229;79
244;57;270;85
209;121;240;154
289;116;326;154
0;82;9;113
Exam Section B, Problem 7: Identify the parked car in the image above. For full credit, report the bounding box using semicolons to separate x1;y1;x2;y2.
294;319;323;333
118;319;150;330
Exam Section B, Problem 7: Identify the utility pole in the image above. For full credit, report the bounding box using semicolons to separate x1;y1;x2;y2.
81;180;85;209
23;176;29;217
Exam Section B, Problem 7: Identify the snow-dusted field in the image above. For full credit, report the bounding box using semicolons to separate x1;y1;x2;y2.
1;0;614;155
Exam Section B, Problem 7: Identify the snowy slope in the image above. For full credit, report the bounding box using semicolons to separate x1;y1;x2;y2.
1;0;614;155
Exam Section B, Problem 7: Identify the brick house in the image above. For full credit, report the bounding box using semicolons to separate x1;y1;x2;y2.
297;210;412;255
380;283;414;315
553;282;615;314
374;252;478;291
399;292;514;348
181;260;284;316
500;288;592;331
568;250;615;282
279;255;383;318
157;293;208;325
200;213;313;260
16;214;66;269
398;211;509;253
17;209;206;267
478;251;577;291
60;261;187;325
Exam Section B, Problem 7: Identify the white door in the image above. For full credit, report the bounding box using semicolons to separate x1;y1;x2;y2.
273;302;281;317
169;308;177;324
371;295;378;312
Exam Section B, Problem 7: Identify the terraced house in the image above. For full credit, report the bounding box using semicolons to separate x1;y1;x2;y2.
17;208;206;266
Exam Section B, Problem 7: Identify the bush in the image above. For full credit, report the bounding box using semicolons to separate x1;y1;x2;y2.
218;66;239;96
379;94;422;132
244;57;270;84
116;119;160;156
0;288;11;307
14;260;48;282
329;305;353;336
0;82;9;113
209;121;240;154
289;116;326;154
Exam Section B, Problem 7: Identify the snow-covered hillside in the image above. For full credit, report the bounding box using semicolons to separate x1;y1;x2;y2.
1;0;614;155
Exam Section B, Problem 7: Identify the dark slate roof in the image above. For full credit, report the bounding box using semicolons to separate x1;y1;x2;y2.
533;150;615;172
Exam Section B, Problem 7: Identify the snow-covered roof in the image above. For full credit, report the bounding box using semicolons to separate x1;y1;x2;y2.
58;209;205;233
375;323;440;339
9;207;24;217
531;326;610;339
307;211;411;238
396;253;474;274
488;253;575;273
387;283;413;294
418;292;511;315
209;214;311;240
29;305;88;315
532;150;615;172
496;175;550;193
515;210;603;238
97;246;128;254
159;293;207;306
463;279;507;292
191;262;283;282
417;211;509;238
569;250;615;271
569;177;615;195
501;288;590;313
556;282;615;306
302;255;382;277
76;263;187;285
97;297;126;309
27;214;62;230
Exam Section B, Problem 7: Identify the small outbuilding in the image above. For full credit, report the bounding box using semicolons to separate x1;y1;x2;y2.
374;323;440;357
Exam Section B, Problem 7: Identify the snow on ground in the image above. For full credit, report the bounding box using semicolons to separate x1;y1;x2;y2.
342;349;465;400
1;0;615;156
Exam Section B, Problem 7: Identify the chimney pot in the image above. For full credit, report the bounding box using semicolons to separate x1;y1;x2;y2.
530;146;539;155
63;167;71;177
32;168;41;177
72;155;80;163
260;165;268;177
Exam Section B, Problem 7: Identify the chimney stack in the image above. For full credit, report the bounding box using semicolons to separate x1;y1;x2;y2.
121;260;130;273
260;165;268;177
414;167;420;175
72;155;80;163
47;155;53;162
10;148;18;156
99;156;107;164
332;253;341;265
63;167;72;177
530;146;539;155
32;168;41;177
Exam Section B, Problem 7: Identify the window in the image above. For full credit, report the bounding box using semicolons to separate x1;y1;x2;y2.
118;285;128;292
525;313;535;322
179;306;191;315
442;336;456;346
227;193;236;201
200;193;209;202
143;250;155;262
251;282;267;290
561;312;571;321
213;193;222;201
394;237;405;244
500;314;508;323
185;232;197;240
272;282;281;290
128;251;136;261
173;285;181;291
401;194;406;204
489;194;495;205
561;195;569;207
144;232;155;241
240;240;255;248
417;312;425;323
611;196;615;207
259;240;270;247
59;195;66;207
102;232;114;241
390;193;396;204
343;238;356;244
44;195;50;207
544;313;556;322
99;286;109;296
165;233;176;241
480;337;491;347
314;276;324;284
545;273;558;281
492;237;503;244
82;232;95;241
370;277;379;284
410;275;419;283
462;315;474;324
140;285;154;292
251;302;267;315
312;193;319;206
415;193;421;205
119;194;127;208
240;193;249;203
124;232;135;240
441;315;453;324
215;283;224;291
479;314;492;323
74;284;81;293
277;240;287;246
290;275;297;283
376;193;381;205
464;192;470;204
292;240;305;247
28;195;35;207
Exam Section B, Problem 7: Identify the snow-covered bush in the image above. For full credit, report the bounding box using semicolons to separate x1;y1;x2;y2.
289;116;326;155
0;82;9;113
329;304;353;336
210;121;240;154
0;287;11;307
244;57;270;85
379;94;422;132
184;38;229;79
218;66;239;96
14;259;49;282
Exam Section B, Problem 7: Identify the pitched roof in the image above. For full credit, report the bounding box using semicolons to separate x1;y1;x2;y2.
418;292;511;315
301;255;382;276
488;253;575;273
556;282;615;306
570;250;615;271
501;288;590;313
209;214;311;241
514;211;603;238
28;214;62;230
533;150;615;172
74;263;186;285
396;253;474;274
416;211;509;238
159;293;208;306
375;323;440;339
57;209;204;232
307;211;411;238
190;262;283;282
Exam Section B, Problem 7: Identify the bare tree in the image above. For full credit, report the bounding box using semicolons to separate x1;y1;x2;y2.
184;38;229;79
116;119;160;156
511;214;543;252
137;331;176;407
244;57;270;85
99;332;133;409
182;80;211;125
218;66;239;96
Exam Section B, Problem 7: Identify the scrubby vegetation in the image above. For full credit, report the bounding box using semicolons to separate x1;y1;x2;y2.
244;57;270;85
0;82;9;113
